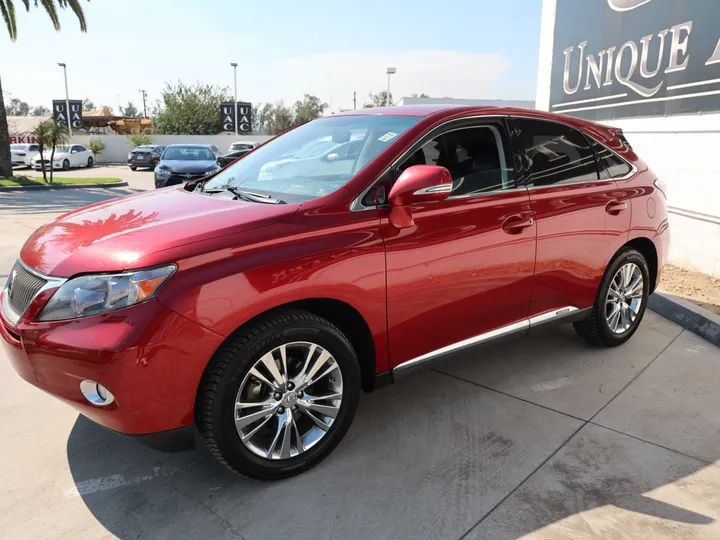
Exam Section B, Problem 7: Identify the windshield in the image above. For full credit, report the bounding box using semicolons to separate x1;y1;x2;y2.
52;146;70;153
163;146;215;161
203;115;420;203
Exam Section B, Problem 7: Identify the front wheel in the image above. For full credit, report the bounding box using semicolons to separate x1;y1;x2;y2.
574;248;649;347
197;310;361;480
62;159;70;171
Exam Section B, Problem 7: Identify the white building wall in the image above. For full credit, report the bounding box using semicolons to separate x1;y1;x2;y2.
68;134;273;164
537;0;720;277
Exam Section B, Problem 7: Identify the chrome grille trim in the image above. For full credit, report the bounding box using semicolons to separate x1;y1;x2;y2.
1;259;66;326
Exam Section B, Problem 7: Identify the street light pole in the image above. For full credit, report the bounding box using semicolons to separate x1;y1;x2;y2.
230;63;238;136
58;63;72;136
386;67;396;107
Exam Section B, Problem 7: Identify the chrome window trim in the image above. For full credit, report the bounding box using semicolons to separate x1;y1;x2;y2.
350;115;514;212
392;306;579;374
1;259;66;326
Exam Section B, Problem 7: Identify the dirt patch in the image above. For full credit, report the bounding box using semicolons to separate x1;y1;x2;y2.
658;264;720;316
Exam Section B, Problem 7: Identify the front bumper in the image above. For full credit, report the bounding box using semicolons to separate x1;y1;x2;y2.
33;162;61;170
1;295;224;444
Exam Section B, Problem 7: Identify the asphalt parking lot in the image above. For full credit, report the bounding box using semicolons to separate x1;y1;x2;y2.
1;183;719;539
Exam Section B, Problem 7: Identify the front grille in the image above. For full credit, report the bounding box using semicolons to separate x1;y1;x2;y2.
6;261;47;317
168;173;205;182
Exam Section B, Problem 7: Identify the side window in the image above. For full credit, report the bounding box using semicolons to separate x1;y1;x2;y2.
589;138;633;179
398;124;514;197
512;118;599;187
28;145;39;151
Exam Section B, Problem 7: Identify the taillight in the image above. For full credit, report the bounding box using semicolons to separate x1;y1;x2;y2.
654;179;668;199
151;152;159;159
17;152;26;156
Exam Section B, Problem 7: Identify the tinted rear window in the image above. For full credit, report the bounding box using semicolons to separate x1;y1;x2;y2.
589;139;633;179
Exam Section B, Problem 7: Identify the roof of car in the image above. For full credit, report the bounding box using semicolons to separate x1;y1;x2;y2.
334;104;542;117
165;143;213;148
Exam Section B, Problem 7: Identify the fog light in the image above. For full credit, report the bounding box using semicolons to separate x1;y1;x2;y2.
80;380;115;407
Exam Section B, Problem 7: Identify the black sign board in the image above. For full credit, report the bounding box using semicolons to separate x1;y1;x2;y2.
550;0;720;120
52;99;83;129
220;102;253;133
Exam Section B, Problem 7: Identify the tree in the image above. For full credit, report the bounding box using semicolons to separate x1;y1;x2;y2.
31;104;50;116
153;81;231;135
31;120;52;183
120;102;139;118
293;94;328;125
265;101;294;135
126;129;152;148
412;93;430;98
87;137;104;158
0;0;88;178
252;102;273;134
363;90;392;108
47;120;69;183
6;98;29;115
82;98;94;111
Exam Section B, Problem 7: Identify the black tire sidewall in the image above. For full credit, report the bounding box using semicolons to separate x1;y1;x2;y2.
87;157;93;168
208;316;360;479
595;249;649;346
63;159;70;170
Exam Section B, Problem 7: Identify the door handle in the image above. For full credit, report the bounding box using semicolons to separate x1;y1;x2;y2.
502;215;534;234
605;200;628;215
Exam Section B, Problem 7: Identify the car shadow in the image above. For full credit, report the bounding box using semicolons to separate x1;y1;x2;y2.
65;327;717;540
0;187;143;216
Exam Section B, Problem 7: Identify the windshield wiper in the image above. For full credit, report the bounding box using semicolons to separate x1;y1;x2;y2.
226;187;285;204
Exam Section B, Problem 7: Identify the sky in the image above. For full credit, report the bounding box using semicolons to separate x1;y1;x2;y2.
0;0;543;114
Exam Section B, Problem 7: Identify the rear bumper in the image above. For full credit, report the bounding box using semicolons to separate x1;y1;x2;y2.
1;296;225;437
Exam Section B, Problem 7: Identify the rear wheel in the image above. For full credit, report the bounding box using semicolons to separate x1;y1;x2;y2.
573;248;649;347
129;165;137;171
87;157;94;168
197;310;361;480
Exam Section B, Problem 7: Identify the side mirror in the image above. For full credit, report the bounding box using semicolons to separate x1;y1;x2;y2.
71;150;77;154
388;165;453;229
326;153;340;162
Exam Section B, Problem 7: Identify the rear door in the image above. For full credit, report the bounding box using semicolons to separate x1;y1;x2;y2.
510;117;631;316
382;117;537;369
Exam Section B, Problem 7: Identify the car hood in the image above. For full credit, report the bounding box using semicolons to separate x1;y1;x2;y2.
20;187;299;277
158;159;218;173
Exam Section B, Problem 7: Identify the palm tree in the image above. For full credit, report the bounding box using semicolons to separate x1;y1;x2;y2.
47;120;69;183
30;120;52;183
0;0;87;179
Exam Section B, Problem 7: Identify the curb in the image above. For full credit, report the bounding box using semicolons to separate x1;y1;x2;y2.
0;182;129;191
649;291;720;348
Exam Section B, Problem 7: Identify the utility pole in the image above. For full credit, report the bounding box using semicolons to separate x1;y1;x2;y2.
138;89;148;118
386;67;396;107
353;91;357;110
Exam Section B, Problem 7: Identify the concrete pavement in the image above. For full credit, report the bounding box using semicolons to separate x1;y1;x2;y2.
1;184;719;540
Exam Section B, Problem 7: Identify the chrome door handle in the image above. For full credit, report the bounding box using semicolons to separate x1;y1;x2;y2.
502;216;534;233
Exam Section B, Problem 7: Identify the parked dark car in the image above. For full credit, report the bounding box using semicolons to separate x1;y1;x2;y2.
128;145;166;170
153;144;220;188
218;148;252;167
2;105;669;480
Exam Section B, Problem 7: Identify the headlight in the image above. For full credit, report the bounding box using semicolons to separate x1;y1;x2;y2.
128;152;132;160
156;167;171;177
38;265;176;321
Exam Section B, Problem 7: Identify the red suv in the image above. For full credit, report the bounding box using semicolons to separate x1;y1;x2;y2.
1;106;668;479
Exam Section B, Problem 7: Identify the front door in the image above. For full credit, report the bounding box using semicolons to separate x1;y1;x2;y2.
509;117;632;316
382;118;537;369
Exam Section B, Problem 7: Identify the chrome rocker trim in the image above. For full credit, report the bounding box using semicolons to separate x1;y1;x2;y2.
392;306;589;378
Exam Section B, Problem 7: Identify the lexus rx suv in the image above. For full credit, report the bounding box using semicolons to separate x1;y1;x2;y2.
1;106;669;480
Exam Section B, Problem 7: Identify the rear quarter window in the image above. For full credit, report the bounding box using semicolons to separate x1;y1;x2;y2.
589;139;633;179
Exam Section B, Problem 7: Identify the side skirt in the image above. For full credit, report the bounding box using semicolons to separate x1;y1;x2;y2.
390;306;591;382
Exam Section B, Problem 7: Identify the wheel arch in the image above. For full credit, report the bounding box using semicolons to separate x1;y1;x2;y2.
623;237;658;293
198;297;380;397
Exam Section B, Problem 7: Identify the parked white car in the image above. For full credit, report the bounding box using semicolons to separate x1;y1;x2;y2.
229;141;260;153
32;144;95;171
10;143;41;167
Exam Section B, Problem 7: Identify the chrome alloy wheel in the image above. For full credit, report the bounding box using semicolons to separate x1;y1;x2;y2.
234;342;343;460
605;262;644;334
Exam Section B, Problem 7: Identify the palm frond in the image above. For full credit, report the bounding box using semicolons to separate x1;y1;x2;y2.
59;0;85;32
1;0;18;40
36;0;60;30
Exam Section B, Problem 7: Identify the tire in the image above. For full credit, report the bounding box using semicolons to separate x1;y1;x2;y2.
87;157;94;168
62;159;70;171
129;165;137;171
573;248;650;347
197;310;361;480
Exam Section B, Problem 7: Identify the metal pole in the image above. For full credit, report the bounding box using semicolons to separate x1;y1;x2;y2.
60;63;72;136
139;90;147;118
231;63;239;136
387;74;391;106
353;91;356;110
